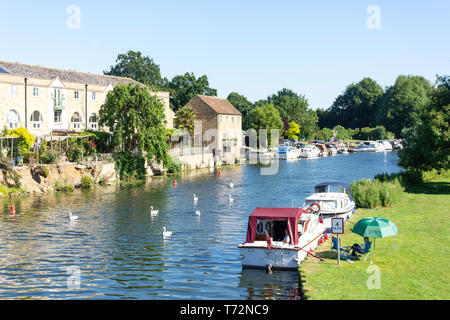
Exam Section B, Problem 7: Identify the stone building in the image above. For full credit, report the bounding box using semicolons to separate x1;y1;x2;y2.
184;95;243;163
0;60;173;138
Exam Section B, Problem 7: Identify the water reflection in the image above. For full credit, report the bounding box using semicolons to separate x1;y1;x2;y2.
239;269;304;300
0;152;401;299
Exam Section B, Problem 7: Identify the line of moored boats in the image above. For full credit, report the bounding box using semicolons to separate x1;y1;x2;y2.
275;139;403;160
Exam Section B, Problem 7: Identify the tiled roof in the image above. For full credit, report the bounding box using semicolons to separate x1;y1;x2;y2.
192;95;242;116
0;60;137;86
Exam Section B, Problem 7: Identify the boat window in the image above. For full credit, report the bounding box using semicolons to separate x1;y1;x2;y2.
272;221;288;242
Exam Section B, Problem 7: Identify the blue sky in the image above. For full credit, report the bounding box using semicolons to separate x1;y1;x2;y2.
1;0;449;109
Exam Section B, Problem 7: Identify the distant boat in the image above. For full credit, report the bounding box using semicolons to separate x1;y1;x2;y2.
277;145;300;160
357;141;385;152
298;145;321;158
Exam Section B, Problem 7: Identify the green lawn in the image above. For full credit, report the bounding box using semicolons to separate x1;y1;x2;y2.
300;177;450;300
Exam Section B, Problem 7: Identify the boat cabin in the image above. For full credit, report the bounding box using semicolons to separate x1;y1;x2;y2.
245;207;309;246
314;182;353;200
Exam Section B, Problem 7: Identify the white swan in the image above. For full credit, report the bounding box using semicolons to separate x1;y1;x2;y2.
229;182;234;189
150;206;159;217
69;212;79;221
195;210;201;216
229;194;234;203
162;227;172;237
193;194;198;203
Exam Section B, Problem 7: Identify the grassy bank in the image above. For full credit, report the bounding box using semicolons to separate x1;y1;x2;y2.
300;176;450;300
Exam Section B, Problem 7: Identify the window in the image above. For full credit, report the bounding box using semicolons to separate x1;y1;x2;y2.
91;92;96;101
33;87;39;97
6;109;19;128
89;113;98;129
74;90;79;100
10;84;17;96
219;115;223;123
54;110;62;123
30;110;43;129
53;88;63;106
232;116;234;123
71;112;82;129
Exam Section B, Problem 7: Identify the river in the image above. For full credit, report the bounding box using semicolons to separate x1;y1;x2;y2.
0;151;401;300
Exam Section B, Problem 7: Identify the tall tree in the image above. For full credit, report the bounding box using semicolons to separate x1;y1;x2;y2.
267;88;317;140
104;51;166;89
399;75;450;171
169;72;217;111
227;92;254;130
247;103;284;146
99;83;168;162
174;106;197;137
376;75;433;137
285;121;300;140
327;77;384;129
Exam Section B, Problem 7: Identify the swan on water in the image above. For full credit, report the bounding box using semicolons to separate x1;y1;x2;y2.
150;206;159;217
195;210;201;216
162;227;172;237
69;212;79;221
229;194;234;203
193;194;198;203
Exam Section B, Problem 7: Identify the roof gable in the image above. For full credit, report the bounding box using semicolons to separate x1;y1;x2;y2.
189;95;242;116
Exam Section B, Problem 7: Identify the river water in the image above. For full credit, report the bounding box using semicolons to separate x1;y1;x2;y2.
0;151;401;300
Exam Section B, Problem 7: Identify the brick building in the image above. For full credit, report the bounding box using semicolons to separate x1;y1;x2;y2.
184;95;243;163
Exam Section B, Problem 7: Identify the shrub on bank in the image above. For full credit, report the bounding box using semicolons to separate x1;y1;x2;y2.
54;180;74;193
351;179;404;208
40;150;59;164
114;152;146;181
81;175;94;189
165;156;182;174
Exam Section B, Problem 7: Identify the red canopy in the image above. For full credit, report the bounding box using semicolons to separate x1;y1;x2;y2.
245;208;307;245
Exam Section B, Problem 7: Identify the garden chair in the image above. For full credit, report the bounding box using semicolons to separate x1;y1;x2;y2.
331;236;352;258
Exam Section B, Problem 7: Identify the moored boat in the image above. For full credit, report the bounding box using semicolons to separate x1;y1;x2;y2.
298;145;321;158
238;207;326;270
302;182;356;229
277;145;300;160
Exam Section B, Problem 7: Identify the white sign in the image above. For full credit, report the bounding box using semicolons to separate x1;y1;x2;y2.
331;218;344;234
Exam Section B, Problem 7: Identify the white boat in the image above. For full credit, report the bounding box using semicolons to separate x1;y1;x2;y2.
298;145;321;158
238;207;326;270
337;147;348;154
378;140;393;151
302;182;356;230
357;141;385;152
248;149;276;165
277;145;300;160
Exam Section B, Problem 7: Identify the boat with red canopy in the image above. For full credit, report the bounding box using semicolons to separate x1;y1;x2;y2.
238;207;326;270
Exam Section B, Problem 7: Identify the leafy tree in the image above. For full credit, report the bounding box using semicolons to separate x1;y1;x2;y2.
104;51;166;89
376;75;433;137
267;88;317;140
169;72;217;111
175;106;197;137
315;128;333;141
333;125;350;140
99;83;169;164
248;103;284;146
327;78;384;128
399;75;450;171
227;92;254;130
285;121;300;140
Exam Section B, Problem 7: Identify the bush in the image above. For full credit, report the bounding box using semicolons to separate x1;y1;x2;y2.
114;152;146;181
66;146;82;162
351;179;404;208
6;127;35;152
42;167;49;178
40;150;59;164
165;156;182;174
374;169;423;188
54;180;74;193
81;175;94;189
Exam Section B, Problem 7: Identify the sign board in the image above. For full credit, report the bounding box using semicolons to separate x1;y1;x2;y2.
331;218;344;234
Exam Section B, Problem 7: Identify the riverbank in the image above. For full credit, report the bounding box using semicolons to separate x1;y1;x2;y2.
300;176;450;300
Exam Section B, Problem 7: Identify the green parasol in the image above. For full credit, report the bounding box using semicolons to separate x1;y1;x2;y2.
352;217;398;261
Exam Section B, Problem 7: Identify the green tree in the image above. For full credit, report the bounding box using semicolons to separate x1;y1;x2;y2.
376;75;433;137
267;88;317;140
99;83;169;163
248;103;284;146
399;75;450;171
227;92;254;130
327;78;384;128
333;125;349;140
174;106;196;137
104;51;166;89
169;72;217;111
315;128;333;141
285;121;300;140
